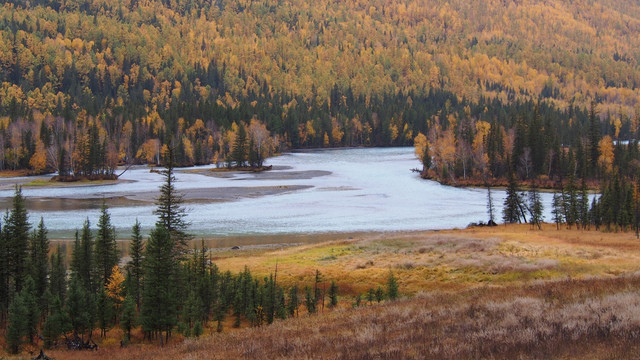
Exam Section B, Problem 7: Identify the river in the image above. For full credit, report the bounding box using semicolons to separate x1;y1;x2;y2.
0;147;559;238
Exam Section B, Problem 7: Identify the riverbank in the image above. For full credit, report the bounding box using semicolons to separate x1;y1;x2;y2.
28;224;640;359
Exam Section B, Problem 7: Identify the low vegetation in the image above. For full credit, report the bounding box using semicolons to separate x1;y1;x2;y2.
1;224;636;359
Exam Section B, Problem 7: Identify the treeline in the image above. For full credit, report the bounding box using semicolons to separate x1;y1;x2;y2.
1;0;640;175
413;101;640;187
0;155;401;354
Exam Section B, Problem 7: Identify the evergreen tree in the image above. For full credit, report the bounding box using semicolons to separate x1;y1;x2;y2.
304;286;315;314
503;172;525;223
366;288;375;305
30;217;49;311
328;281;338;308
42;295;71;349
120;295;137;343
141;226;179;345
588;102;601;178
551;192;564;230
287;285;299;317
374;286;385;303
154;148;191;255
66;275;95;341
20;276;40;344
528;185;544;230
0;219;8;323
579;180;590;229
386;272;399;300
564;175;579;228
96;288;114;337
6;186;30;294
487;185;496;224
128;219;144;308
94;201;119;287
72;219;95;294
232;123;247;167
6;291;27;354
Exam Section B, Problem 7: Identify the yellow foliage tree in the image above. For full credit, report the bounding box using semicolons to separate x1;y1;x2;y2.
106;265;125;306
598;135;615;174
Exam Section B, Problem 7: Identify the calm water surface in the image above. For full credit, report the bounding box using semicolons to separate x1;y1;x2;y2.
0;147;558;238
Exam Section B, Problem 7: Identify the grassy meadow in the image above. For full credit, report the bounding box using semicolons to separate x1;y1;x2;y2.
6;224;640;359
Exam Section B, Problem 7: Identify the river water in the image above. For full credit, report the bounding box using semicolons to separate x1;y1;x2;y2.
0;147;558;238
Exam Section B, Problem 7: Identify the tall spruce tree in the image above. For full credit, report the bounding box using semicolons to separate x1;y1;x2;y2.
154;147;191;255
49;245;67;304
72;219;95;294
30;218;49;311
6;290;27;354
551;192;564;230
503;172;525;223
6;186;30;294
528;185;544;229
94;201;119;286
128;219;144;308
232;123;247;168
140;226;178;346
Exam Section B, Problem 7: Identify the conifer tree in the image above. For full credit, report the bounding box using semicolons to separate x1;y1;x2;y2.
287;285;299;317
551;192;564;230
141;226;178;345
374;286;385;303
528;185;544;230
386;272;399;300
6;186;30;294
72;220;95;294
30;218;49;311
154;147;191;255
503;172;525;223
579;180;590;229
128;219;144;308
94;201;119;286
304;286;316;314
120;295;137;343
486;185;496;225
66;275;95;341
328;281;339;308
0;220;8;323
6;291;27;354
21;276;40;344
42;295;71;349
96;288;114;337
232;123;247;168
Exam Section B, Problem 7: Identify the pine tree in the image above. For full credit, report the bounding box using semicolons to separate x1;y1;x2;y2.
386;272;399;300
128;219;144;308
564;175;579;228
528;185;544;230
154;148;191;256
588;102;601;178
551;192;564;230
6;186;31;294
30;217;49;311
328;281;338;308
94;201;119;287
374;286;385;303
141;226;179;345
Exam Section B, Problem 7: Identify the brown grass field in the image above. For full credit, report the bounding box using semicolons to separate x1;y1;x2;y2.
6;224;640;359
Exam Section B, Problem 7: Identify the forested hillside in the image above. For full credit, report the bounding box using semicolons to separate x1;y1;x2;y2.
0;0;639;175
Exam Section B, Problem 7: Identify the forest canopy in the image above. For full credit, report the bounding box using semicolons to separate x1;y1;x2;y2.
0;0;639;173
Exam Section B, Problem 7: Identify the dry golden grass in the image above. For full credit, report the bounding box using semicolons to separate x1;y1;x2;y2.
10;224;640;359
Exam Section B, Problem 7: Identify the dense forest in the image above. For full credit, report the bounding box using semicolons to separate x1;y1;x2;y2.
0;0;639;176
